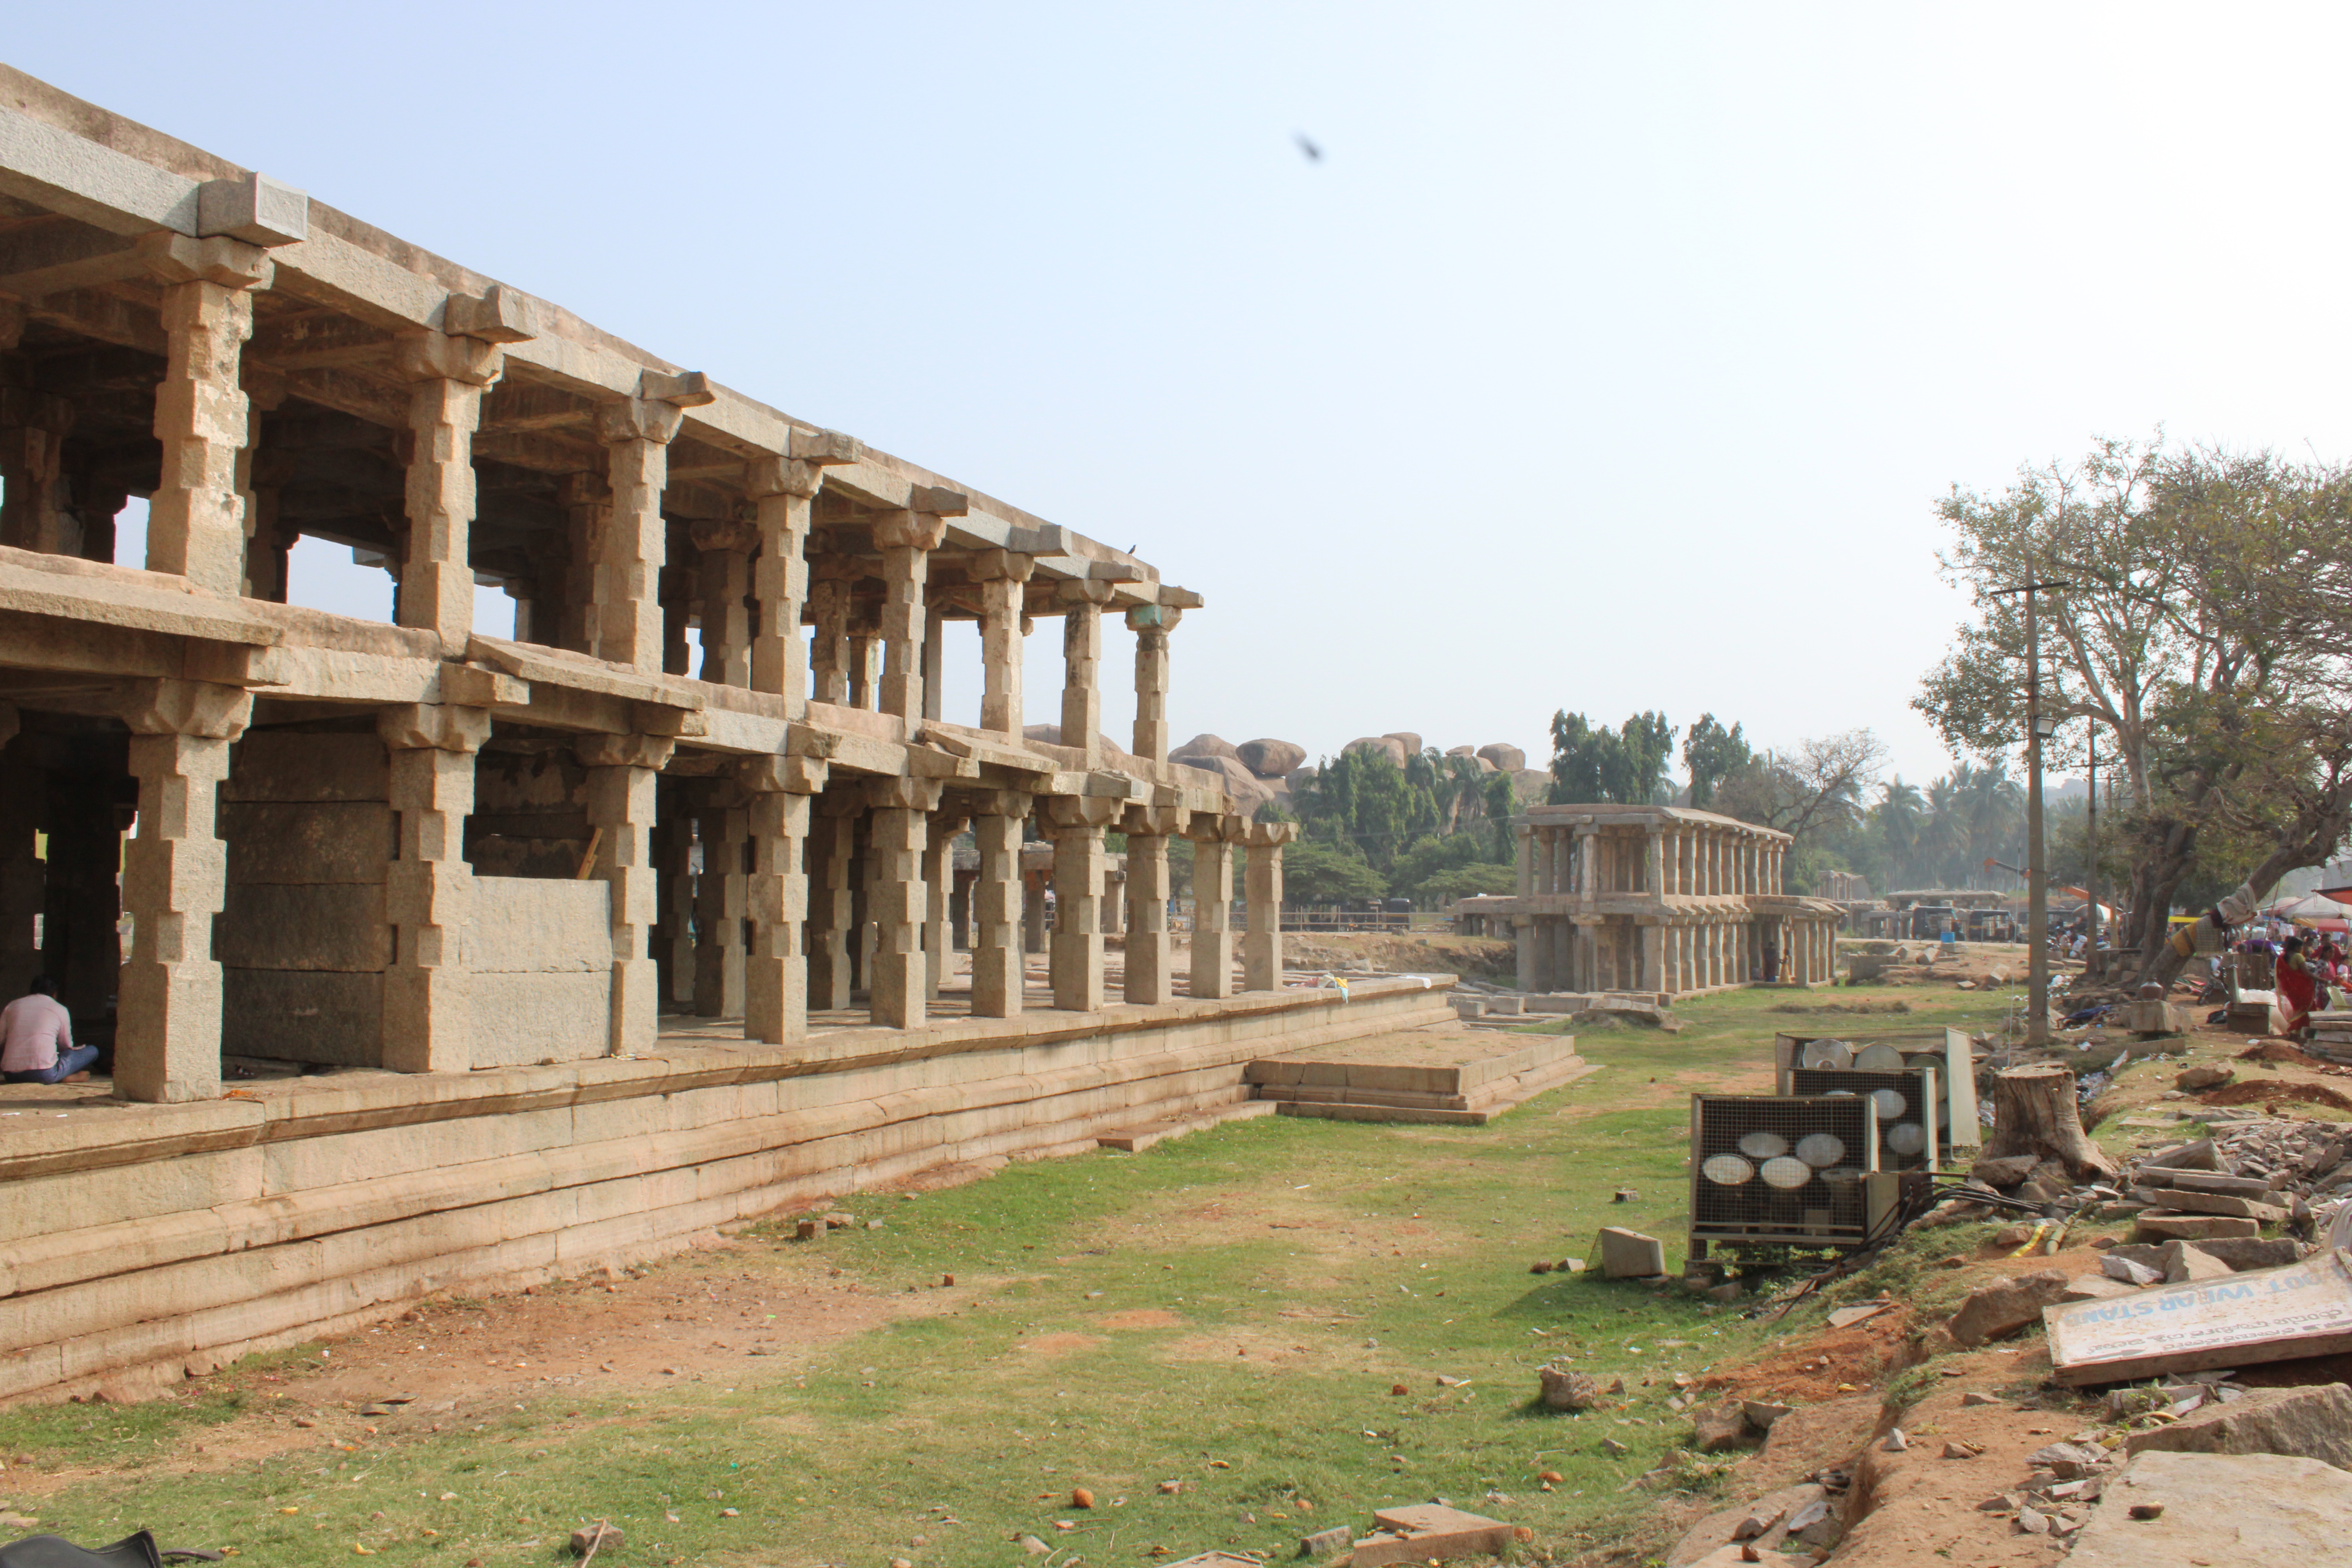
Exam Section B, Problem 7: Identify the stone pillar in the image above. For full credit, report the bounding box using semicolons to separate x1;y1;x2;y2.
241;446;293;601
1645;828;1664;896
1102;866;1126;935
1639;923;1663;995
809;555;857;705
693;787;749;1019
873;509;949;719
922;606;947;723
0;720;42;1000
1242;822;1292;993
924;809;967;1001
68;477;129;567
589;396;686;671
1022;867;1049;955
970;550;1034;735
1576;824;1597;902
847;620;877;710
692;515;757;688
1123;805;1182;1006
377;704;486;1072
116;679;251;1103
969;791;1033;1018
660;565;693;676
579;733;674;1053
1514;822;1537;992
863;777;942;1027
1059;579;1115;762
652;800;695;1008
1185;827;1242;1001
738;754;826;1044
0;390;74;555
806;791;860;1011
394;330;505;646
1127;603;1182;764
746;457;818;709
141;235;271;593
1043;794;1122;1011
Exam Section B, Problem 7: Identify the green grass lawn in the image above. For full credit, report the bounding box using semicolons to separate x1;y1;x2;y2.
0;984;2007;1568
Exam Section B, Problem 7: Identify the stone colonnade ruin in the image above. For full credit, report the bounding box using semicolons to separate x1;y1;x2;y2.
0;69;1455;1405
1461;804;1842;996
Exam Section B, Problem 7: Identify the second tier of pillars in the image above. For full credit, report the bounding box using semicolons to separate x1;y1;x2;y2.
1060;579;1114;762
588;396;683;672
1126;603;1181;764
691;516;756;689
971;550;1033;735
874;509;949;720
394;330;505;647
806;794;859;1010
142;235;272;595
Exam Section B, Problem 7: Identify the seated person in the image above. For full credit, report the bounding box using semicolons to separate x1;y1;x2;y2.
0;976;95;1084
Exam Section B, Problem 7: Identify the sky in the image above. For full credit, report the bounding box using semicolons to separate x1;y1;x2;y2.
26;4;2352;790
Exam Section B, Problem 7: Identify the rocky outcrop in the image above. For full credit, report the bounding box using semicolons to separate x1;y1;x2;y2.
1169;733;1241;766
1236;739;1306;778
1344;735;1409;768
1478;742;1527;773
1383;731;1424;757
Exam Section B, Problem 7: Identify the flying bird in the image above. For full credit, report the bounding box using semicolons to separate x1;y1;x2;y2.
1294;132;1323;162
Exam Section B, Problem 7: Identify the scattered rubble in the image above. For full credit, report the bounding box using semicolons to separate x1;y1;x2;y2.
2064;1451;2352;1563
1348;1504;1516;1566
1594;1226;1666;1279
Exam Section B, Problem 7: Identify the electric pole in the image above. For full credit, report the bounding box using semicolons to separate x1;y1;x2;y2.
1993;578;2071;1045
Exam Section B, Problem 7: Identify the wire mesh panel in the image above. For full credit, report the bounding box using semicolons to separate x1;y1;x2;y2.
1689;1094;1877;1247
1789;1066;1940;1173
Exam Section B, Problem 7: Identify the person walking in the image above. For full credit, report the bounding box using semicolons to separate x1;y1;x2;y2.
2277;937;2320;1042
0;976;94;1084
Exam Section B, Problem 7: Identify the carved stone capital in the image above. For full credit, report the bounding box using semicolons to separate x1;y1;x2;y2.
394;329;506;388
690;516;760;555
576;733;675;771
114;678;252;740
1121;804;1188;838
957;788;1036;820
872;510;950;553
377;703;491;753
744;455;824;499
594;397;684;447
864;777;945;813
1125;603;1183;634
136;231;273;290
1040;794;1125;833
443;285;539;344
1057;578;1117;609
737;754;831;795
968;549;1036;584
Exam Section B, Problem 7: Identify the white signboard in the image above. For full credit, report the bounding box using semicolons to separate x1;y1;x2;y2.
2047;1249;2352;1385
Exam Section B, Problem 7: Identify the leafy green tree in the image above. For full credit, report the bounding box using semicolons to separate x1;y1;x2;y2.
1280;839;1388;906
1548;711;1677;805
1420;863;1519;902
1683;714;1751;809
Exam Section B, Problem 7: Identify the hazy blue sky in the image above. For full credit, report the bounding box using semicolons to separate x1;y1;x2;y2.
22;5;2351;788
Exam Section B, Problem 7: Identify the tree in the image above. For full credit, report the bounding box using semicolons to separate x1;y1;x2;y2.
1280;839;1388;906
1420;863;1518;902
1713;729;1889;844
1683;714;1751;809
1549;711;1677;805
1917;436;2352;981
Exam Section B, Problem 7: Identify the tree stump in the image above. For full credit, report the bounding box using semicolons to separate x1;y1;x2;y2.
1985;1065;2118;1183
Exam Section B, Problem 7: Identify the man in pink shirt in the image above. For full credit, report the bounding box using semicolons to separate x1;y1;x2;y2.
0;977;95;1084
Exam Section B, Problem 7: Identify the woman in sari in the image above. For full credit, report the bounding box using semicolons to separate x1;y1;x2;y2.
2277;936;2319;1039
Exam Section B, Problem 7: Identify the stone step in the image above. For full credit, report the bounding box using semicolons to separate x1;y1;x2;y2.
1094;1099;1276;1153
1277;1100;1496;1126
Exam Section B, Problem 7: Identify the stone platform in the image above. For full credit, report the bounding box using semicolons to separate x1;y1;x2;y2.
0;977;1450;1406
1245;1018;1595;1124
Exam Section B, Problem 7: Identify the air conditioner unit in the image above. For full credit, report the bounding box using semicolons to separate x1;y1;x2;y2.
1774;1027;1980;1151
1688;1094;1882;1255
1789;1065;1941;1174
